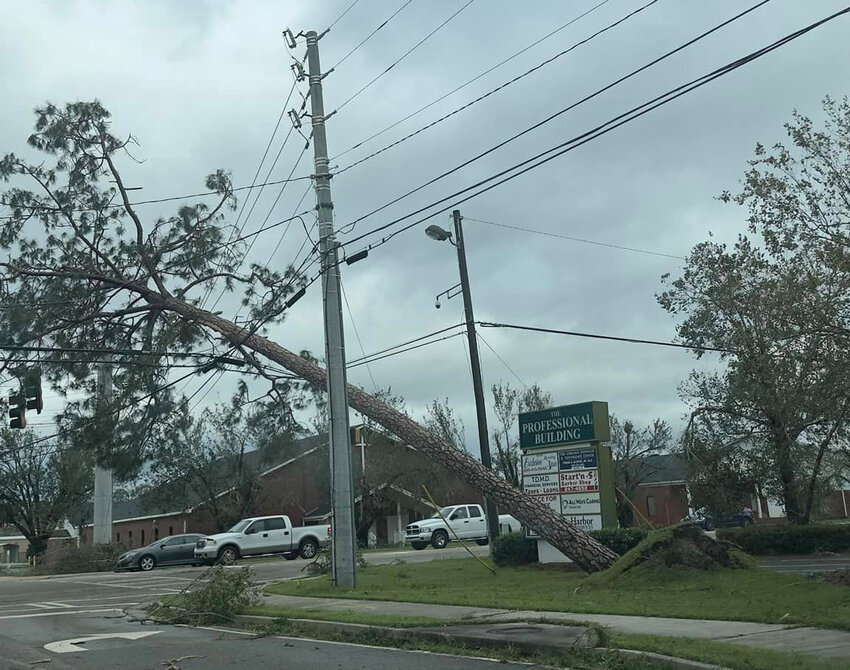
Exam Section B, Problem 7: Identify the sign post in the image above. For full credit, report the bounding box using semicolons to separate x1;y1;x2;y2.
519;401;616;561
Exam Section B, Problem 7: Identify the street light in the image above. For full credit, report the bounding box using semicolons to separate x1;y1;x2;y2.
426;209;500;545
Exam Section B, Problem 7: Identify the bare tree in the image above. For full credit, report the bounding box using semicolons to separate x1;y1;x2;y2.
491;382;552;487
0;102;617;571
422;398;466;450
609;415;673;527
0;430;92;559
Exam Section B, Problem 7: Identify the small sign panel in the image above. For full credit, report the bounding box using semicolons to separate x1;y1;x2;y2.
559;469;599;493
558;447;598;471
522;452;559;476
536;494;561;514
522;473;560;495
560;492;601;515
563;514;603;532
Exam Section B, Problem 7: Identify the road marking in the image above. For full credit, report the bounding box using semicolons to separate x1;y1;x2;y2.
0;608;124;620
40;601;75;608
45;631;161;653
66;580;181;591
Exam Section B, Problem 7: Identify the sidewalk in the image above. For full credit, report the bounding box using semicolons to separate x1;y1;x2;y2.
261;593;850;660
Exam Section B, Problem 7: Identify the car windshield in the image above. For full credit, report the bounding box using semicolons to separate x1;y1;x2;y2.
430;506;455;519
227;520;251;533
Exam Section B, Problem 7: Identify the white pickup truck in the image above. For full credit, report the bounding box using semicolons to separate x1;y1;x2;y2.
404;503;521;550
194;515;330;564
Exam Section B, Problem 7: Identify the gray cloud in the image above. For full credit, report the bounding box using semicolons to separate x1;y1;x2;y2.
2;0;847;444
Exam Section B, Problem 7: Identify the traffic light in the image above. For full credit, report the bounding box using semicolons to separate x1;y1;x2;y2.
23;370;43;414
8;392;26;429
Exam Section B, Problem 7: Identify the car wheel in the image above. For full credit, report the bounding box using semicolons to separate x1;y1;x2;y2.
138;555;156;572
283;552;298;560
217;546;239;565
431;530;449;549
475;538;489;546
705;519;716;531
299;538;319;560
410;541;428;551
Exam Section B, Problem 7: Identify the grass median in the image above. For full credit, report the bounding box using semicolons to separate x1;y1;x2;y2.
265;557;850;629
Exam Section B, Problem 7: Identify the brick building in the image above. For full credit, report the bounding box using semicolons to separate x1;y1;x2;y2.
629;454;691;527
87;426;483;548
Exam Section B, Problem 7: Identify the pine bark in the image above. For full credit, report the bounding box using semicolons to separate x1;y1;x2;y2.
163;296;619;572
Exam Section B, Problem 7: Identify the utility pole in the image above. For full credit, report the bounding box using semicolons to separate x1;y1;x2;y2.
453;210;500;543
305;29;357;588
92;357;113;545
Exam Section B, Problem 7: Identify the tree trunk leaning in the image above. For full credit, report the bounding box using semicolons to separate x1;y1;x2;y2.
165;297;619;573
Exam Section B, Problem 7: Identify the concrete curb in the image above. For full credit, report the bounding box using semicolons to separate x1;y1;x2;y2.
232;614;732;668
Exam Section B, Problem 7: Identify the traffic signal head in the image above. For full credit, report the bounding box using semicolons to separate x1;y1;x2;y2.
23;370;43;414
8;393;26;429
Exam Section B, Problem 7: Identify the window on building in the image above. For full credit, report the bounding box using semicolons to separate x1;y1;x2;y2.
169;525;173;536
128;530;133;547
116;532;120;543
646;496;657;517
154;526;159;540
141;529;145;545
467;506;482;518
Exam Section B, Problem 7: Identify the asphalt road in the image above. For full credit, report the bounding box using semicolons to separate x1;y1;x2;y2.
755;554;850;574
0;545;503;670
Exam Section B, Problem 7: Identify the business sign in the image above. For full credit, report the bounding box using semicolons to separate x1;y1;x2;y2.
522;473;560;495
536;494;561;514
558;447;597;471
521;452;558;476
564;514;603;532
561;492;601;515
559;469;599;493
519;401;610;450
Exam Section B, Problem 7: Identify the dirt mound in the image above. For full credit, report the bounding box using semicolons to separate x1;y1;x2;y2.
600;523;754;579
823;569;850;588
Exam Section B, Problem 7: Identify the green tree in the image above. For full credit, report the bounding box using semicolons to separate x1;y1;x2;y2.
659;98;850;523
491;382;551;488
609;415;672;527
0;101;617;572
143;382;307;531
0;431;92;560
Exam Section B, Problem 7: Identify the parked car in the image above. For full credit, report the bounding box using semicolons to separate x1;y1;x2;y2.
116;533;205;572
194;515;330;565
684;507;754;531
404;504;520;549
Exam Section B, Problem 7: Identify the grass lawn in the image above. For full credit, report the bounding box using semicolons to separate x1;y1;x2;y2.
242;606;450;628
265;557;850;630
611;634;850;670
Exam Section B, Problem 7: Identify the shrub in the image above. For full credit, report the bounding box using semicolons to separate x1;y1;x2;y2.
718;524;850;555
32;542;126;575
589;528;649;555
492;532;538;566
150;566;260;624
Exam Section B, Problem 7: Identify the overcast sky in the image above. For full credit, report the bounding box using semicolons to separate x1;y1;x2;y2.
1;0;848;449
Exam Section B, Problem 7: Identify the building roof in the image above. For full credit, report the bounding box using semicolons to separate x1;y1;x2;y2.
634;453;687;485
103;432;330;522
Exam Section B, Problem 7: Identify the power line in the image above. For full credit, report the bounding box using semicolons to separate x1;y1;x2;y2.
478;321;733;354
334;0;476;112
337;0;773;237
0;344;243;361
340;279;378;391
339;5;841;251
335;0;664;177
0;174;313;215
476;331;527;389
327;0;362;30
348;331;466;368
345;323;463;366
330;0;417;70
332;0;614;163
465;217;685;260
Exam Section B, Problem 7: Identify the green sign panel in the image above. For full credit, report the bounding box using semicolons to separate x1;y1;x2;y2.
519;401;610;450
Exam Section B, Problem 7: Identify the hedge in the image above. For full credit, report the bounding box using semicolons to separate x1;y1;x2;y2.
31;542;126;574
589;528;649;555
492;532;538;566
492;527;649;566
717;524;850;555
